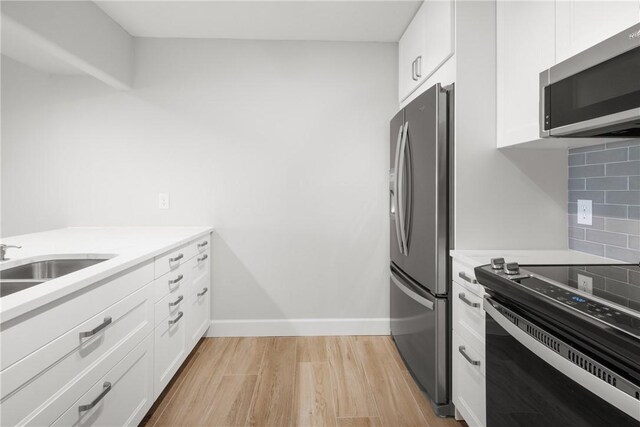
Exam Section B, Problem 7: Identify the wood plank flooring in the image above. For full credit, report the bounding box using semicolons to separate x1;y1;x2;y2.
142;336;465;427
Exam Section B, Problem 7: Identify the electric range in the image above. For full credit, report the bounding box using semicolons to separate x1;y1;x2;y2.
475;259;640;426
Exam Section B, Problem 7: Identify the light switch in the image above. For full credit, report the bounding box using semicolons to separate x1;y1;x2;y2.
577;199;592;225
158;193;170;209
577;274;593;294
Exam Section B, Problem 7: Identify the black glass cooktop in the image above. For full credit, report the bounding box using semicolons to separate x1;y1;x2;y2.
523;264;640;314
503;264;640;339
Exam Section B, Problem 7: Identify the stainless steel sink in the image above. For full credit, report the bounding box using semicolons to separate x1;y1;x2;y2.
0;258;110;297
0;280;45;298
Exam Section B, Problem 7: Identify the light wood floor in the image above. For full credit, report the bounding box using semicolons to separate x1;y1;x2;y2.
142;336;465;427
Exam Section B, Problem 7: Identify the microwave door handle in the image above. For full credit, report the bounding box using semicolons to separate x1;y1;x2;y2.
397;121;409;255
393;124;404;254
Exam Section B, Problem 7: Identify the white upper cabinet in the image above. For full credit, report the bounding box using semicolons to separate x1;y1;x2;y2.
496;0;640;148
555;0;640;63
496;1;556;148
398;0;454;102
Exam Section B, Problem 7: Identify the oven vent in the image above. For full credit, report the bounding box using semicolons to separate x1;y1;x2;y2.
525;324;560;352
503;310;519;326
568;350;618;387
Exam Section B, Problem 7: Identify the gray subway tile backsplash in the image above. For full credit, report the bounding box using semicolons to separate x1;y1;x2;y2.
569;190;604;203
568;141;639;264
569;238;605;257
605;160;640;177
585;147;628;164
606;191;640;205
585;229;627;247
569;179;585;190
585;177;627;190
569;164;605;178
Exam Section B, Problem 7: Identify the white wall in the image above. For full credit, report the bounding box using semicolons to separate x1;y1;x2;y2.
1;0;133;88
1;39;397;335
453;0;568;249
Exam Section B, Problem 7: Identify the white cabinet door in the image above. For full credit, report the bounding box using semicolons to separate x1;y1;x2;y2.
154;308;186;398
398;0;454;102
556;0;640;62
186;273;211;348
52;334;154;427
399;4;426;101
421;0;454;83
496;0;556;147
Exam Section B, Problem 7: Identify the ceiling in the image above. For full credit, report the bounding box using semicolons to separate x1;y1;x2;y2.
95;1;422;42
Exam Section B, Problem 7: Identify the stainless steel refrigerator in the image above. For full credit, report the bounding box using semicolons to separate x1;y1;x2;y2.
389;82;454;417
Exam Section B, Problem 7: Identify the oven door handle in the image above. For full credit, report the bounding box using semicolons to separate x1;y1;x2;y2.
484;297;640;422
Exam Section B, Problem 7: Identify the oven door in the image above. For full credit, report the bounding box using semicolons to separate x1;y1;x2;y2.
484;297;640;427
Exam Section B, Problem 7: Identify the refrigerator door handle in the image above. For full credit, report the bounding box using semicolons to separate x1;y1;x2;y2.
393;124;404;254
391;270;434;310
397;121;409;255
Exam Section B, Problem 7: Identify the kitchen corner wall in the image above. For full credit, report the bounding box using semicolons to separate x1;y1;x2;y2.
1;39;397;336
568;141;640;262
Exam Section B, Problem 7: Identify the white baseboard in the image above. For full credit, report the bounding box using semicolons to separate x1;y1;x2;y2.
206;318;390;337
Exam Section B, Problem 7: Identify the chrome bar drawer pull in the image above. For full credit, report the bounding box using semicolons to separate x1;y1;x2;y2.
197;241;208;248
458;293;480;308
197;254;208;262
169;253;184;262
458;271;478;284
169;311;184;326
79;316;112;338
169;274;184;285
458;346;481;366
79;382;111;412
197;288;208;297
169;295;183;307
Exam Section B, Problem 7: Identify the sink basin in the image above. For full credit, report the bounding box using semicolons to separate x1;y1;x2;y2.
0;280;45;298
0;258;109;281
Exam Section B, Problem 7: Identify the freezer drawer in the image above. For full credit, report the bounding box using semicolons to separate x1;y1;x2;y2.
390;265;449;409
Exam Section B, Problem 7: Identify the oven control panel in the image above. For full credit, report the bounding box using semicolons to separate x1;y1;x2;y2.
478;264;640;338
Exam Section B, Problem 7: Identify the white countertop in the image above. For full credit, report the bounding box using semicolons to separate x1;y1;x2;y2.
0;227;213;323
450;249;623;268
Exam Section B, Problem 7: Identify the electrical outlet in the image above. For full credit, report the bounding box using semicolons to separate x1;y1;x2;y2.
577;274;593;294
158;193;170;209
577;199;592;225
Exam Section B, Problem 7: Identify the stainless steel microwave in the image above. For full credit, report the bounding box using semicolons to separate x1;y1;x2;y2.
540;22;640;138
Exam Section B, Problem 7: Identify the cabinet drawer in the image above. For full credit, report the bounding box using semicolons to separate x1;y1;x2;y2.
453;281;485;340
1;261;153;371
453;261;485;297
1;284;153;426
453;332;486;427
153;256;194;302
455;317;485;377
154;235;210;279
154;309;186;398
155;288;186;327
52;334;153;427
186;271;211;348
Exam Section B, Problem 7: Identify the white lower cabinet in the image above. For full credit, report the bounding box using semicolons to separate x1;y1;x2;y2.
154;306;187;398
52;334;154;427
0;233;212;427
453;331;486;427
452;260;486;427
